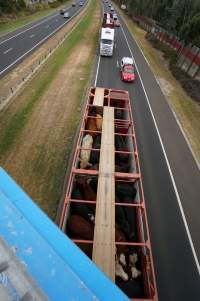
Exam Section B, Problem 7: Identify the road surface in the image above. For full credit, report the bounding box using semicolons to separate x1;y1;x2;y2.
94;2;200;300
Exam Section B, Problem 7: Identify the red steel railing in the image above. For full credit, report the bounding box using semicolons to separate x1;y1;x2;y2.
59;87;158;300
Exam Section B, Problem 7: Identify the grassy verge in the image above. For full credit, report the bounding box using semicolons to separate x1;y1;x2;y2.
0;0;70;36
0;0;100;219
116;6;200;163
146;33;200;104
34;46;99;218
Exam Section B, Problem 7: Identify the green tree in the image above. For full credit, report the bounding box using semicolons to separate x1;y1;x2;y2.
180;14;200;46
117;0;200;46
17;0;26;9
0;0;26;13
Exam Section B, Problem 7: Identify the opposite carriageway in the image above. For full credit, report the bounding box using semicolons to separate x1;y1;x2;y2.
0;0;87;77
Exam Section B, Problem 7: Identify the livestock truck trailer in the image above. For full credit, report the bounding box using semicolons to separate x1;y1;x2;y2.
59;87;158;300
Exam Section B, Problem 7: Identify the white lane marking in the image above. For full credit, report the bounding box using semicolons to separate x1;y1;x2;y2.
118;7;200;170
133;30;200;171
120;24;200;276
29;34;35;38
133;36;150;66
0;12;59;46
3;48;13;54
93;1;105;87
116;60;119;68
94;55;101;87
0;5;84;76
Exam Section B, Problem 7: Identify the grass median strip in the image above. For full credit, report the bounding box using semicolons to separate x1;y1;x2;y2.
0;0;100;219
116;6;200;163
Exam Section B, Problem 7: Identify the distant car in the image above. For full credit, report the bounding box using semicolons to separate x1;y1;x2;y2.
108;4;111;7
64;12;70;18
114;19;120;27
72;2;76;6
113;14;120;26
79;1;83;5
110;7;114;11
60;8;67;14
120;57;135;82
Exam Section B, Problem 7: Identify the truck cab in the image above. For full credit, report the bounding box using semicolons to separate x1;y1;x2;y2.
102;13;114;28
100;28;115;56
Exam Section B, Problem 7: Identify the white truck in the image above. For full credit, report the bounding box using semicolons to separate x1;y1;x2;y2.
100;27;114;56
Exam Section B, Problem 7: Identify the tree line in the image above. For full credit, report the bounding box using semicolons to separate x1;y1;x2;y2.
0;0;66;14
0;0;26;13
116;0;200;46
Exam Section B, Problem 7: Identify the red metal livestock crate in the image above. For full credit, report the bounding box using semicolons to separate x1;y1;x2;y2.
59;87;158;300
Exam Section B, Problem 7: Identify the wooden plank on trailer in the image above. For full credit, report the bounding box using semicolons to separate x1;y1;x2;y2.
93;87;104;106
92;106;115;281
110;90;129;100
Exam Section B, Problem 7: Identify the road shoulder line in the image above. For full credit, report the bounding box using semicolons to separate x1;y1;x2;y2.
120;22;200;276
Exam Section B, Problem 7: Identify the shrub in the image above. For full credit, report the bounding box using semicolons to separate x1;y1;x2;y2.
16;0;26;10
146;32;200;103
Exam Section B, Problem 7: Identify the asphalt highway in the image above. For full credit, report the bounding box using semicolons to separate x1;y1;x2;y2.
94;2;200;300
0;0;86;77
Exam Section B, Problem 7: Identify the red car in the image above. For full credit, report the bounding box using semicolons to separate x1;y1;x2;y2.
121;64;135;82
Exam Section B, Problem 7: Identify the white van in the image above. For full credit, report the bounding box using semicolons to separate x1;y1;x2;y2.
64;12;70;18
100;28;114;56
121;57;134;67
